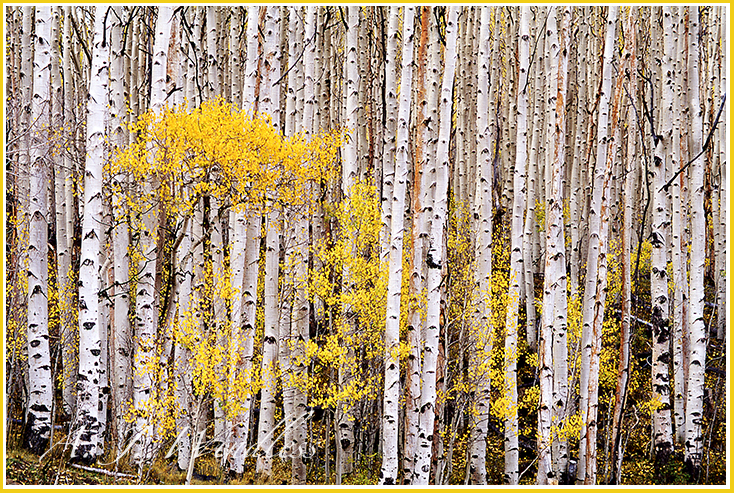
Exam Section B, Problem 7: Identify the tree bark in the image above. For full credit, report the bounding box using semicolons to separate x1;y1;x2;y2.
502;6;530;485
684;6;707;478
380;6;415;485
25;5;54;457
414;6;458;485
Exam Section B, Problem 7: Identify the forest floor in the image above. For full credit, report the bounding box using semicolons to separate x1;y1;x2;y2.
5;446;305;486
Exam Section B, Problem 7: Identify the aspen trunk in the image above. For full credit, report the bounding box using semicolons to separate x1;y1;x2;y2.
671;13;688;447
502;6;530;485
380;7;415;485
714;9;726;342
379;7;399;265
414;7;458;485
132;5;173;464
404;7;434;483
228;7;262;475
684;7;707;478
576;6;618;483
108;6;132;451
59;6;77;416
467;6;493;485
649;6;674;468
550;8;571;483
608;7;637;484
337;7;360;482
71;5;110;462
256;7;281;477
25;5;54;456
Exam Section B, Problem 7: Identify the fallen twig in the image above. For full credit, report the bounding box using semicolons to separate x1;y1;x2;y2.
70;463;137;479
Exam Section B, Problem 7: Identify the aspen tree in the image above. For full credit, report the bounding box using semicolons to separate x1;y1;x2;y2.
276;7;301;472
454;9;469;205
684;7;707;477
609;7;637;484
57;6;77;416
228;7;262;475
380;7;415;485
205;7;220;99
289;8;317;484
356;8;369;179
551;8;571;483
523;9;543;351
414;6;458;485
467;7;493;485
379;7;399;264
49;6;69;427
337;7;360;481
576;6;618;483
8;7;34;433
502;6;530;485
132;5;173;464
537;6;571;484
229;8;242;108
582;6;627;483
538;8;556;484
71;3;110;462
404;7;433;482
278;215;296;472
256;7;282;477
649;6;674;467
670;13;687;446
223;5;248;457
25;5;53;456
108;6;132;450
714;8;726;342
128;11;141;129
569;13;589;298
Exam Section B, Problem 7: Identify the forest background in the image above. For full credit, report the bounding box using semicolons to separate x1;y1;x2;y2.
3;4;729;486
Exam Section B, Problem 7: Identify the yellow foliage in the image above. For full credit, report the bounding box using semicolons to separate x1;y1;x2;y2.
308;180;388;413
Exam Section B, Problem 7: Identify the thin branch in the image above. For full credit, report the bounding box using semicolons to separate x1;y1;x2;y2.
69;8;92;67
661;94;726;193
70;463;137;479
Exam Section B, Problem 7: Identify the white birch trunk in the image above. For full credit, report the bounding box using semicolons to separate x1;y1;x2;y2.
684;6;707;476
132;5;173;464
379;6;415;485
576;6;618;483
108;6;132;450
72;5;109;462
59;6;77;416
468;7;493;485
404;7;434;483
228;7;262;474
413;7;458;485
379;7;400;265
671;14;687;446
502;6;530;485
256;7;281;477
25;5;54;456
336;8;360;481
